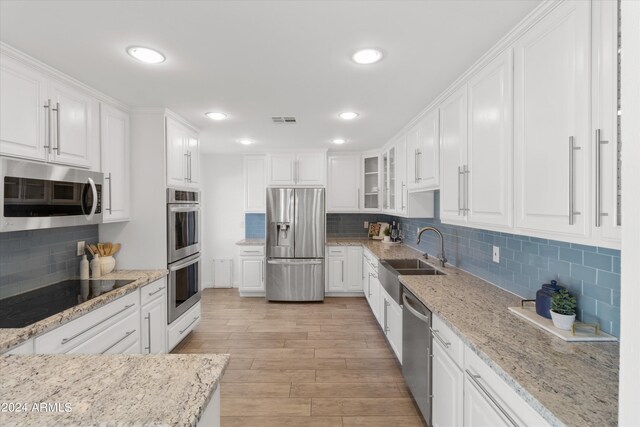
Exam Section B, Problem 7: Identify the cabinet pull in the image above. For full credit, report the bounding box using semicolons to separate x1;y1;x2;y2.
105;172;112;213
341;260;344;282
179;315;200;334
384;300;390;333
243;250;262;253
101;329;136;354
144;313;151;352
430;328;451;348
569;136;581;225
401;182;406;210
148;286;165;297
464;165;470;215
43;99;52;153
595;129;609;227
416;149;422;182
357;188;360;209
367;272;372;297
61;303;135;345
184;152;189;182
260;260;264;283
52;102;61;154
457;166;463;215
189;151;193;182
465;369;520;427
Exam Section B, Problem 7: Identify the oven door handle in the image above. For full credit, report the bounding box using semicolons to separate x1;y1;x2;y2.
169;205;200;213
169;255;201;271
86;177;98;220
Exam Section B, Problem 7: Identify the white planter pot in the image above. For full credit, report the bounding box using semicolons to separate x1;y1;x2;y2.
383;236;391;242
550;310;576;331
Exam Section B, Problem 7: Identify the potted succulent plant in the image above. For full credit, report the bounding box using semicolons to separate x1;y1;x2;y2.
550;289;577;330
383;227;391;242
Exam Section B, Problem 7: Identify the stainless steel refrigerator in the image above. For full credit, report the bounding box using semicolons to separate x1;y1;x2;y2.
265;188;325;301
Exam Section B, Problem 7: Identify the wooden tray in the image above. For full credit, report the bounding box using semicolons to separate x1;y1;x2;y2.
508;305;617;342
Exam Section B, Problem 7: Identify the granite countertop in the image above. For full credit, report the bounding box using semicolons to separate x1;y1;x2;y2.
235;238;265;246
0;270;168;354
0;353;229;426
333;240;619;427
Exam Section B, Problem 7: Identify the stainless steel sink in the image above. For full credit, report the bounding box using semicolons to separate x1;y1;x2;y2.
378;258;446;304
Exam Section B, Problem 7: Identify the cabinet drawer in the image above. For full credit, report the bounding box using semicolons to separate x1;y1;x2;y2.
464;346;550;427
327;246;346;256
431;314;464;368
140;278;167;306
5;339;34;355
168;302;201;351
68;310;139;354
35;291;138;354
239;246;264;256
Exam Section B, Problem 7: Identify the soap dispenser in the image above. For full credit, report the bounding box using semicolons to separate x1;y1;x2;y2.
80;254;89;280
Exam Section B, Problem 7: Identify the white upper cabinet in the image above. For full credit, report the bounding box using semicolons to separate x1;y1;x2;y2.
439;86;468;224
100;103;130;223
361;154;381;211
592;0;621;246
467;50;514;229
267;151;326;186
166;115;199;189
0;54;48;161
48;80;97;168
327;154;360;212
407;108;440;192
0;51;98;169
514;0;591;237
244;155;267;213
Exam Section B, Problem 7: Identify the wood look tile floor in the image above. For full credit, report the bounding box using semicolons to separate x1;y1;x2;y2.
173;289;426;427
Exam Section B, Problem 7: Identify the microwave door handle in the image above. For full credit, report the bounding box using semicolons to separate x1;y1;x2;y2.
86;177;98;220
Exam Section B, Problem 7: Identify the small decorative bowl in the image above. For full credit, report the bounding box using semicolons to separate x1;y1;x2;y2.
100;256;116;275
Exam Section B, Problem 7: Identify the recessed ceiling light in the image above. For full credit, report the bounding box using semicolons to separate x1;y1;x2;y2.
339;111;359;120
332;138;346;145
205;112;228;121
126;46;165;64
352;49;383;65
238;139;253;145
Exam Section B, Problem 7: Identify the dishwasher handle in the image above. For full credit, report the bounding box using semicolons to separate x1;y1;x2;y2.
402;293;430;324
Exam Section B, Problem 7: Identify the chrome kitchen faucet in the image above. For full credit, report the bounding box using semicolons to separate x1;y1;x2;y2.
416;226;447;268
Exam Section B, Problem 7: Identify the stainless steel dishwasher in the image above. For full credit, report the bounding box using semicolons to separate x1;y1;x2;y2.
402;288;432;424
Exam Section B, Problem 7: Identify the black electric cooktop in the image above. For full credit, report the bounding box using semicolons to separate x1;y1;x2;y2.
0;279;135;329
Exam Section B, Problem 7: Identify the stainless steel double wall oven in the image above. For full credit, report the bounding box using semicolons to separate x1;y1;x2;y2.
166;188;201;324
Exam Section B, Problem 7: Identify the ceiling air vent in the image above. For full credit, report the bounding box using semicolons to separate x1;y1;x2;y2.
272;116;297;123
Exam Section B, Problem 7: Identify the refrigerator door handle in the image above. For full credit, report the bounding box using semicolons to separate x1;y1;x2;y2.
267;259;323;265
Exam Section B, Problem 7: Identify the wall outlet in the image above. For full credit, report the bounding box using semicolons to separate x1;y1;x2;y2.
492;246;500;263
364;221;369;229
77;241;85;256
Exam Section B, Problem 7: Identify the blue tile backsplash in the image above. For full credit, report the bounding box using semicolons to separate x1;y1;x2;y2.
0;225;99;299
330;193;621;337
245;213;266;239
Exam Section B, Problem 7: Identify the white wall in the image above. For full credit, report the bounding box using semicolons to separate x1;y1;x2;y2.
200;153;245;288
619;1;640;425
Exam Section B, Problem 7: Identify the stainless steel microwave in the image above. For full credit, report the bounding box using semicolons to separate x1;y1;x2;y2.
0;158;103;232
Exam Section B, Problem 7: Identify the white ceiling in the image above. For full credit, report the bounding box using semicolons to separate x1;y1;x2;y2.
0;0;540;154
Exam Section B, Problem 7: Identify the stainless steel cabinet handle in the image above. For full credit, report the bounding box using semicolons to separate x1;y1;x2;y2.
144;313;151;352
458;166;463;215
61;303;135;345
367;272;372;296
52;102;60;154
243;250;262;253
101;329;136;354
43;99;52;153
569;136;582;225
595;129;609;227
184;152;189;182
105;172;112;213
465;369;520;427
260;260;264;283
148;286;165;297
383;300;389;333
416;149;422;182
401;182;406;209
430;328;451;348
341;260;344;282
402;293;430;324
179;315;200;334
189;151;193;182
464;165;470;215
357;188;360;209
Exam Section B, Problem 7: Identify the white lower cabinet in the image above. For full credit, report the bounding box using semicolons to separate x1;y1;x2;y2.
168;301;201;352
239;245;265;296
35;291;139;354
464;375;511;427
68;310;140;354
363;251;381;325
141;278;167;354
197;386;221;427
380;287;402;361
326;246;363;294
432;339;463;427
6;339;34;355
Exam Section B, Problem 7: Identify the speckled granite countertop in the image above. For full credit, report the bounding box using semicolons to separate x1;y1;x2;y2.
331;239;619;427
0;270;168;354
0;353;229;426
235;238;265;246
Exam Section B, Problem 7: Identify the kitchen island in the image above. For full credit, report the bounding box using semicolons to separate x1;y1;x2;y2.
0;353;229;426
